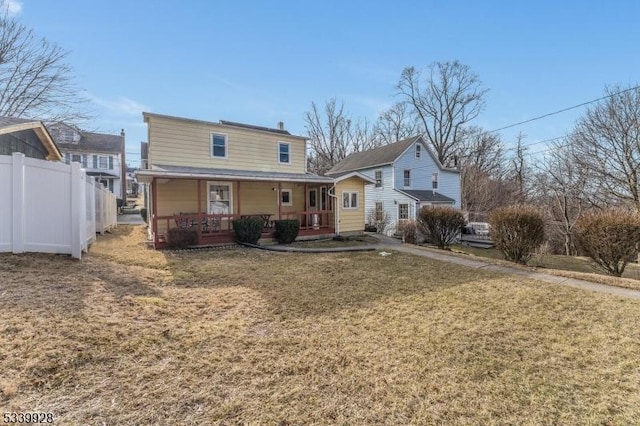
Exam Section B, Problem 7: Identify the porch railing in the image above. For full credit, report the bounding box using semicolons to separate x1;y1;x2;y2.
281;210;333;231
154;210;335;246
155;213;240;241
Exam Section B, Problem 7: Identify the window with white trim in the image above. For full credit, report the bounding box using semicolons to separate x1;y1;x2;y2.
211;133;227;158
281;189;292;206
98;155;109;169
342;191;358;209
432;172;439;189
403;169;411;187
278;142;290;164
374;170;382;187
208;182;233;214
415;144;421;158
398;203;409;220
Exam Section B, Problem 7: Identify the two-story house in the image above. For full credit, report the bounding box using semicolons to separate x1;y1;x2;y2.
327;135;461;235
48;122;126;202
136;112;374;248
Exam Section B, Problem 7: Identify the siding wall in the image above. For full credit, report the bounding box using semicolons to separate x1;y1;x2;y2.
335;177;366;233
393;142;461;206
358;165;418;235
147;115;306;173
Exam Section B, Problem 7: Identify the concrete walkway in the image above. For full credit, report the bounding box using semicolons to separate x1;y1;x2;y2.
117;214;146;225
369;233;640;300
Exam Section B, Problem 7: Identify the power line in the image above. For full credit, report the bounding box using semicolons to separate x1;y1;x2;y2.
485;84;640;135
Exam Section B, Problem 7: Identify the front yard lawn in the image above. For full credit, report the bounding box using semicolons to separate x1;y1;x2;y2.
1;226;640;424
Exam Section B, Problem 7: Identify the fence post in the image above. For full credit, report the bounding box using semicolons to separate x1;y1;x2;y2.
70;162;82;259
11;152;24;254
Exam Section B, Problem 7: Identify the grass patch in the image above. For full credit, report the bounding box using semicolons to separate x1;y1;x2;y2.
1;226;640;423
289;234;379;248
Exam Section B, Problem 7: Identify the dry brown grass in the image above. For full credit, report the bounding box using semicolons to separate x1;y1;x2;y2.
2;225;640;424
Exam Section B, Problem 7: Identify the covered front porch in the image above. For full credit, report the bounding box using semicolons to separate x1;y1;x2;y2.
148;176;336;248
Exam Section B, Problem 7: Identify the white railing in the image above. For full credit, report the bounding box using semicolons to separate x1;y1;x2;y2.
0;153;117;259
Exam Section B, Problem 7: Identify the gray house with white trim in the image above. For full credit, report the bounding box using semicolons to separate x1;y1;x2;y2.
327;135;461;235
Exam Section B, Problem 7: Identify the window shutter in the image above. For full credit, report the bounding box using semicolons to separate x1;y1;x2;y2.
108;156;113;170
82;154;87;168
93;155;97;168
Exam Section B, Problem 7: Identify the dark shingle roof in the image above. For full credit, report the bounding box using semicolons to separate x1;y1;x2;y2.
219;120;291;135
327;136;421;174
55;130;123;154
398;190;455;203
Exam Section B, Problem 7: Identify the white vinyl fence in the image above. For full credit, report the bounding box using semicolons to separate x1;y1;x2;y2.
0;152;117;259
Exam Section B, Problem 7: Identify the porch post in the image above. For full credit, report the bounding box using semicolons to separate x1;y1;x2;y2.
237;181;241;215
303;183;307;228
278;181;282;220
152;177;158;246
197;179;201;214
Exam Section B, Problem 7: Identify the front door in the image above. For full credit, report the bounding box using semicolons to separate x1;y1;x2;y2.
307;188;318;212
307;188;318;229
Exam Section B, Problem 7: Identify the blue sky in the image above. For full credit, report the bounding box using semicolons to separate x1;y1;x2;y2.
16;0;640;166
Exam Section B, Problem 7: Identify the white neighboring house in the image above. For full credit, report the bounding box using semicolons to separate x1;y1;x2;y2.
327;135;461;235
48;122;127;202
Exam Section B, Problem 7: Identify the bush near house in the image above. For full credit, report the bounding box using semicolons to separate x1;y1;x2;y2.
418;206;466;250
274;219;300;244
166;228;198;249
232;217;264;245
489;205;545;264
140;208;148;223
575;209;640;277
397;219;419;244
366;208;391;234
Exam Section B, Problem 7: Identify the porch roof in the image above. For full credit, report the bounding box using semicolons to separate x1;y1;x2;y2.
396;189;455;203
136;164;335;184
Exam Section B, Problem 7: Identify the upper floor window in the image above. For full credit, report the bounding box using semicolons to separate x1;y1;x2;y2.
415;144;421;158
403;169;411;187
432;172;439;189
211;133;227;158
374;170;382;187
278;142;290;164
98;155;109;169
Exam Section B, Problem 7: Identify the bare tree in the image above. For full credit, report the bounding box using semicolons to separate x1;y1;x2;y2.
373;102;420;145
396;61;488;166
304;98;377;174
534;141;588;255
570;84;640;210
456;126;505;177
508;132;529;202
0;9;88;122
454;126;511;220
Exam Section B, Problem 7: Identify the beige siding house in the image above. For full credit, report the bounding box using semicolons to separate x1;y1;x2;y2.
137;113;373;248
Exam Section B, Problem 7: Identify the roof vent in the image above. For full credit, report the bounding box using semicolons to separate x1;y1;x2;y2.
277;121;284;130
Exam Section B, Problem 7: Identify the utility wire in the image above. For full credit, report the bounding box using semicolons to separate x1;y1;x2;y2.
485;84;640;135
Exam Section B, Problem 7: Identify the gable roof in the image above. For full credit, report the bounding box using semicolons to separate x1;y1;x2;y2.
327;136;421;174
397;189;455;203
0;116;62;161
54;130;124;154
327;135;460;174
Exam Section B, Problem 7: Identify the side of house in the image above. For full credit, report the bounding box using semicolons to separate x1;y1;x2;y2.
137;112;373;248
328;135;461;235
